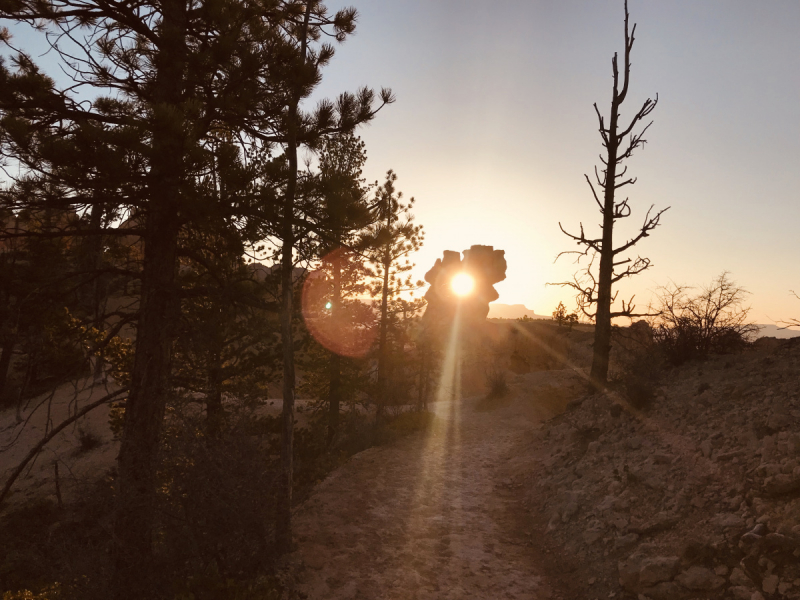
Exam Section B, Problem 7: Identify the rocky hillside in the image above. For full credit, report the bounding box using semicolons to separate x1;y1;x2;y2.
516;337;800;600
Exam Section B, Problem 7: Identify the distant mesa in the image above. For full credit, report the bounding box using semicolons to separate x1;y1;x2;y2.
755;324;800;340
488;304;546;320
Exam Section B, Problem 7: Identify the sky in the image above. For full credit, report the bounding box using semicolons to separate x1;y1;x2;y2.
311;0;800;323
4;1;799;324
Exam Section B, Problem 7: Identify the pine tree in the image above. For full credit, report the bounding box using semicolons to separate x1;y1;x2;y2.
312;133;374;443
1;0;393;587
362;170;424;423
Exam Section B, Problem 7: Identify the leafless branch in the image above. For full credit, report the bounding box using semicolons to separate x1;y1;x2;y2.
613;205;670;256
585;174;604;212
0;387;129;507
557;221;602;255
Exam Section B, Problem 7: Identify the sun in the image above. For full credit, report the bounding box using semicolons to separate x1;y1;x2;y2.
451;272;475;297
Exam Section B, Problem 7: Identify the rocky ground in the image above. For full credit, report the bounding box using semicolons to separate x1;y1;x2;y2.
3;324;799;600
517;336;800;600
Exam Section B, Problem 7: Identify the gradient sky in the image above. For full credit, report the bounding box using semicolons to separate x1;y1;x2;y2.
5;1;799;323
313;0;800;323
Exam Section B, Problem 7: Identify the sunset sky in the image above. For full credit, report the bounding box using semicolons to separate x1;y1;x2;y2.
5;1;798;323
314;0;800;324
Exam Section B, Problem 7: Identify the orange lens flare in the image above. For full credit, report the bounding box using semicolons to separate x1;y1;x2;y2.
301;249;376;358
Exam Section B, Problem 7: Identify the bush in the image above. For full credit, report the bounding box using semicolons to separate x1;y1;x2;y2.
475;366;511;411
610;347;663;409
648;273;759;365
75;428;101;454
158;425;277;581
485;367;509;399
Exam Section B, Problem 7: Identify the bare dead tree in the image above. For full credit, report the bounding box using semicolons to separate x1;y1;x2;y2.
552;0;669;387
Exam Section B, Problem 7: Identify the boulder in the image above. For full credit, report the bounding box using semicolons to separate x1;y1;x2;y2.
763;474;800;496
729;567;752;586
729;586;755;600
618;553;680;593
711;512;745;530
640;581;682;600
674;566;725;591
761;574;778;595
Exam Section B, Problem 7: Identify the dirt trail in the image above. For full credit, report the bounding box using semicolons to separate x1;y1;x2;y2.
285;393;561;600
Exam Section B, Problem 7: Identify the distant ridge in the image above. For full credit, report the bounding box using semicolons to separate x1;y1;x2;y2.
487;303;547;320
755;324;800;339
486;305;800;338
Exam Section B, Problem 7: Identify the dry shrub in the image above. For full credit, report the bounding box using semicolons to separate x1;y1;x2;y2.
647;273;759;366
475;366;511;411
75;427;102;455
486;367;509;399
0;478;117;599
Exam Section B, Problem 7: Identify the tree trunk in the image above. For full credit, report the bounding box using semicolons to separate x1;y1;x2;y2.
275;0;310;555
375;250;391;425
327;255;342;445
0;337;15;404
416;345;427;412
275;207;296;555
0;219;20;404
113;208;180;595
85;202;107;380
206;347;223;438
112;0;186;592
589;91;621;389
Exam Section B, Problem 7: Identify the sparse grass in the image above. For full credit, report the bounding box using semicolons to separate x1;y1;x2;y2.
475;367;511;411
485;368;509;399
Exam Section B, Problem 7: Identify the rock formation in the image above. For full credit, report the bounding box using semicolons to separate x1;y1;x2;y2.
423;245;506;325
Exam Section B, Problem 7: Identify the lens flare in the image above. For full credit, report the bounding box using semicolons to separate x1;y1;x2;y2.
451;272;474;297
301;248;376;358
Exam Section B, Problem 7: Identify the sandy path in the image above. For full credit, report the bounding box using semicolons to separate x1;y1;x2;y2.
286;396;557;600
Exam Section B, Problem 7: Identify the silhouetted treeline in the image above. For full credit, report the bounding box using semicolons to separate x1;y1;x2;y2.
0;1;436;597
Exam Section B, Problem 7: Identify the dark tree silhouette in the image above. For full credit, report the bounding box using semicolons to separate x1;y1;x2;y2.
553;0;668;387
265;3;393;555
0;0;392;589
312;134;374;445
362;170;423;424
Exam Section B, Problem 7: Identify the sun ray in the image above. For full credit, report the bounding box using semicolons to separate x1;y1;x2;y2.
398;308;467;574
